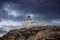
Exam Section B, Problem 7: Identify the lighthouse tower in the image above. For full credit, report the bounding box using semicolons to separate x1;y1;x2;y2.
26;15;39;27
27;16;32;22
23;15;47;28
26;15;33;26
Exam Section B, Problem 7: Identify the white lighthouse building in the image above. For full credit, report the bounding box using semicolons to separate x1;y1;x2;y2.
23;15;47;28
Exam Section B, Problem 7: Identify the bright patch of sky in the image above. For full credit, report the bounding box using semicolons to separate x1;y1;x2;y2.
52;19;60;24
3;3;22;17
0;20;22;26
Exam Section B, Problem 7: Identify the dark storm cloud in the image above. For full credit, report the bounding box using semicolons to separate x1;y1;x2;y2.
0;27;7;34
0;29;7;34
0;0;60;22
8;15;26;21
0;10;8;21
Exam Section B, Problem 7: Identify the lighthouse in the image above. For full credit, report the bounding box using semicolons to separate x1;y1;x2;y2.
25;15;39;27
23;15;47;28
26;15;33;26
27;15;32;21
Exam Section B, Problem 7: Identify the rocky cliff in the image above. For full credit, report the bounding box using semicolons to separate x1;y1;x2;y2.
0;26;60;40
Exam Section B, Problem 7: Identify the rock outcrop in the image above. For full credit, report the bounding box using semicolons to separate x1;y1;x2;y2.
0;26;60;40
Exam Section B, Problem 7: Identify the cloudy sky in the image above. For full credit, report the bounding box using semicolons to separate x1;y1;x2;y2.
0;0;60;37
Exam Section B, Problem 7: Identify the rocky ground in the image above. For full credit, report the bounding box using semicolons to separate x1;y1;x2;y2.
0;26;60;40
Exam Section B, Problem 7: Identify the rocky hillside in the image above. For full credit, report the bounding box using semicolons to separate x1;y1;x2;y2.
0;26;60;40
